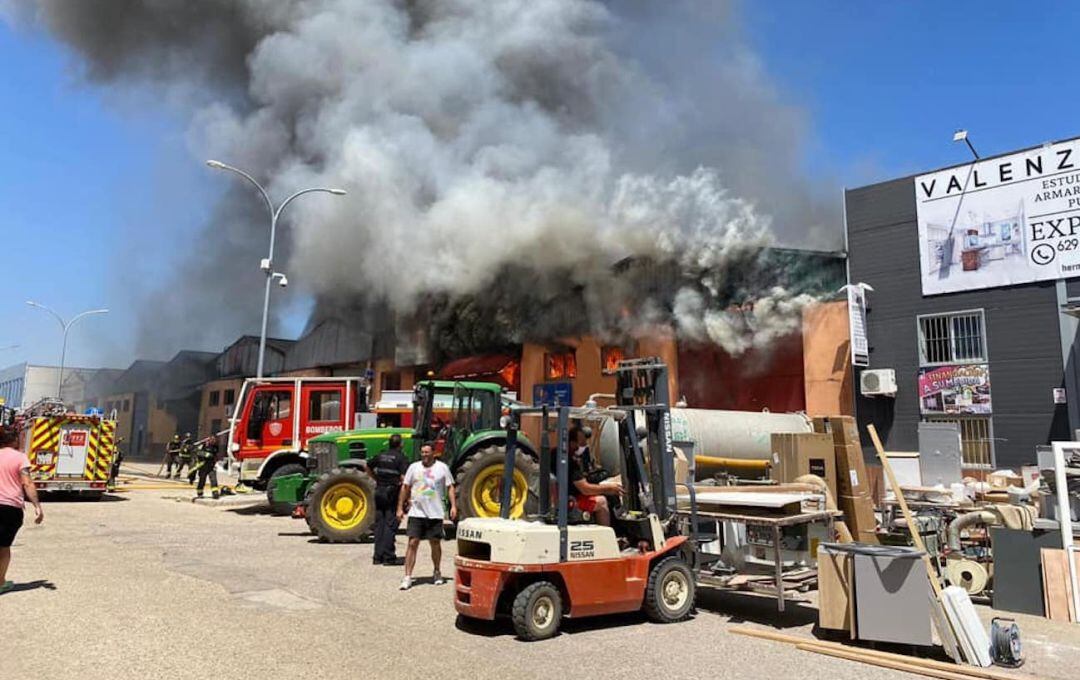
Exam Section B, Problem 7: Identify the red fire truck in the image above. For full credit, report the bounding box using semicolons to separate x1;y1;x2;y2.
227;377;367;497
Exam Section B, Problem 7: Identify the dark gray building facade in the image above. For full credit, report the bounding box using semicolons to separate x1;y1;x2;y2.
846;155;1075;471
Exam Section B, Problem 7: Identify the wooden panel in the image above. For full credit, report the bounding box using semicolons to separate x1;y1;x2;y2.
1040;548;1072;622
817;547;852;631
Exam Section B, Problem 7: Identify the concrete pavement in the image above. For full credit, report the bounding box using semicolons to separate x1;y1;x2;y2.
1;482;1077;679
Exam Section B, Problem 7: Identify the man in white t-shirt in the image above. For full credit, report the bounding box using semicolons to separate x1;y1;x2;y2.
396;442;456;590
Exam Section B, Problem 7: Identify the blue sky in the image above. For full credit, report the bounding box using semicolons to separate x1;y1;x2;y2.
2;1;1079;370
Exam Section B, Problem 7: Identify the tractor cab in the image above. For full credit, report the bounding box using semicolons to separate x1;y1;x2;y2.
454;359;699;640
409;380;503;458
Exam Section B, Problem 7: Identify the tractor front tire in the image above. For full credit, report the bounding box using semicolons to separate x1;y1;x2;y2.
643;556;695;623
511;581;563;641
305;468;376;543
267;463;307;515
455;446;539;520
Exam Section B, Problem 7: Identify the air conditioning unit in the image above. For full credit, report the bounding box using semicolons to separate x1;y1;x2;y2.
860;369;897;397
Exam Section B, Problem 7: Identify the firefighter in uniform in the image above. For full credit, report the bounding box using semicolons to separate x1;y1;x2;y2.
176;432;194;480
163;434;182;478
369;433;408;565
194;436;221;499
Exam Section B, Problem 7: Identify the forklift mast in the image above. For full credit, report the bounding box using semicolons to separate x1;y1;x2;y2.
613;359;677;522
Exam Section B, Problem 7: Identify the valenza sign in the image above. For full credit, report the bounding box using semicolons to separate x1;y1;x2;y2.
915;137;1080;295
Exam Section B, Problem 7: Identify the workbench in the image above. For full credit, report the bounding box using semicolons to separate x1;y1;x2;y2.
678;506;841;612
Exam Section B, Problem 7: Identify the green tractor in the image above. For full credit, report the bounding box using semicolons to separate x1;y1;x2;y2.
271;380;540;543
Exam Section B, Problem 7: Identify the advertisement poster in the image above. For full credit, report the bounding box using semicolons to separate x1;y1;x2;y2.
533;382;572;407
918;364;992;415
915;137;1080;295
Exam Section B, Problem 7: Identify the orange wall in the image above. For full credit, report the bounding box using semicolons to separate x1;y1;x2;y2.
802;300;854;416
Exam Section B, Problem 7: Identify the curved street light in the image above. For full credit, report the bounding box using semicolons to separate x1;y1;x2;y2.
26;301;109;398
206;160;346;378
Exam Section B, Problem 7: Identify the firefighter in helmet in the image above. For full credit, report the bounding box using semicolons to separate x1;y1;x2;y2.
193;435;221;500
163;434;182;478
176;432;195;480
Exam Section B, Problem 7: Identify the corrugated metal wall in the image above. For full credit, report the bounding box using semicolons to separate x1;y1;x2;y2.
845;176;1072;469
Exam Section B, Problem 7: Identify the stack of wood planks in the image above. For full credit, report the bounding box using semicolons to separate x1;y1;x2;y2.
730;627;1038;680
1040;547;1080;622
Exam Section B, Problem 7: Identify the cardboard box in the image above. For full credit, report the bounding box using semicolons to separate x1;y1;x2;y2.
835;443;871;497
838;492;878;544
813;415;860;446
771;432;838;498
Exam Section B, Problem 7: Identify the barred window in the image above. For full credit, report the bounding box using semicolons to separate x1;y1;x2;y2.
923;415;994;468
918;310;986;365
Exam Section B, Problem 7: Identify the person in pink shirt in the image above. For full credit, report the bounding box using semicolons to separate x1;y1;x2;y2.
0;426;44;595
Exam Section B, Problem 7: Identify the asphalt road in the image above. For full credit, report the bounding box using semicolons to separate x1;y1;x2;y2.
1;471;1077;679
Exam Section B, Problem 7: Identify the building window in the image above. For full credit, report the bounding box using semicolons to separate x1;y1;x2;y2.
210;418;222;436
601;346;625;374
924;415;994;468
156;396;165;410
918;309;992;468
544;350;577;381
308;390;342;422
123;399;130;412
381;371;401;391
917;310;987;365
209;390;220;406
224;389;235;406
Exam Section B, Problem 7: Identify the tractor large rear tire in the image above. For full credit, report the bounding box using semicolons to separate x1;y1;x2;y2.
305;468;376;543
643;556;695;623
267;463;307;516
455;446;539;520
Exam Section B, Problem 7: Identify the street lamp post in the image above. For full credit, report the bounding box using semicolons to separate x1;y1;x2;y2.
206;160;345;379
26;301;109;399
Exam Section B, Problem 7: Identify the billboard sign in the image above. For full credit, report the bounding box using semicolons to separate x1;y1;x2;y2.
918;363;992;415
915;137;1080;295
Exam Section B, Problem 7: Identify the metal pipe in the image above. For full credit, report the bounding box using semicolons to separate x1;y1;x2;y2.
946;510;1000;552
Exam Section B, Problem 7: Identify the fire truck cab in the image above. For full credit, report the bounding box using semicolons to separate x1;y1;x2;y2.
228;377;370;493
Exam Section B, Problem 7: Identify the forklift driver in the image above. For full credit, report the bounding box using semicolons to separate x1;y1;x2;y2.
567;426;623;526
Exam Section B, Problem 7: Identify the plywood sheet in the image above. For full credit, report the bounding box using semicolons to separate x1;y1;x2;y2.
817;547;852;631
1041;548;1071;622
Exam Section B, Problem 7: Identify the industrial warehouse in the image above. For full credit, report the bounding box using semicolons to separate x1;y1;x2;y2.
3;3;1080;680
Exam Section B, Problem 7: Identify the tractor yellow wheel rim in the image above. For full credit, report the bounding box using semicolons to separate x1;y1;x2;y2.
320;482;368;530
471;465;528;518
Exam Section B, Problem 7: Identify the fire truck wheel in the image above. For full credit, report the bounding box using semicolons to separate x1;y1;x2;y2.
455;446;539;520
267;463;307;516
643;556;695;623
511;581;563;641
306;468;376;543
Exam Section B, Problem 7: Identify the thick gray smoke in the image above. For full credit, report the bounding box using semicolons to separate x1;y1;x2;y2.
12;0;840;358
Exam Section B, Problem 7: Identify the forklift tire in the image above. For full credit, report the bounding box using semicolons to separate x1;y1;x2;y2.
511;581;563;641
267;463;307;516
456;446;539;520
305;468;376;543
643;556;695;623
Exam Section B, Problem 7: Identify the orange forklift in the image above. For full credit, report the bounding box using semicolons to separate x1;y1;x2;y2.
453;360;701;640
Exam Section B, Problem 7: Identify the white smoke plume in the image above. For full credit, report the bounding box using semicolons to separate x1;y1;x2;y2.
11;0;841;358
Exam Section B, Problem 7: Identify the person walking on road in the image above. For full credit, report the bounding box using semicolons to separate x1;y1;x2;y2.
397;442;456;590
0;427;44;594
369;433;408;565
